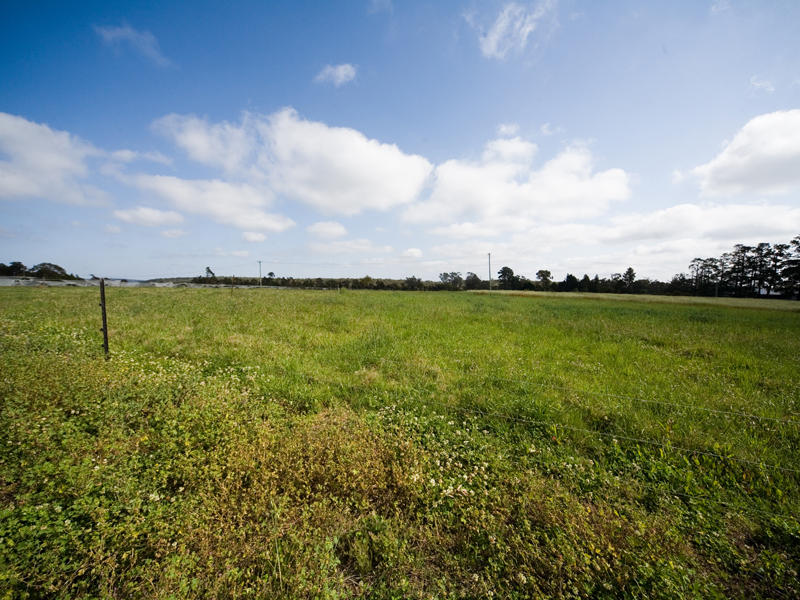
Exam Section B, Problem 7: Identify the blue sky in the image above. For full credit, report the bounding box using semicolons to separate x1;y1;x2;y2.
1;0;799;280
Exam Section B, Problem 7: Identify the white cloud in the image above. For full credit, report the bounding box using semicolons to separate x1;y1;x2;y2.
402;248;423;258
242;231;266;242
153;108;432;216
749;75;775;94
161;228;187;238
94;24;172;67
692;109;800;195
497;123;519;136
482;136;538;163
477;1;557;59
263;108;432;215
0;112;105;205
598;203;800;244
404;137;629;227
428;201;800;280
114;205;184;227
314;64;357;87
152;113;255;174
104;224;121;234
132;175;294;232
306;221;347;238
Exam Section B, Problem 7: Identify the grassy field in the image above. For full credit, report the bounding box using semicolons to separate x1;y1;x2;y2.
1;287;798;599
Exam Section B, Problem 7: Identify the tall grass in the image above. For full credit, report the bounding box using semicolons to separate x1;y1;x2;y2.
1;287;798;598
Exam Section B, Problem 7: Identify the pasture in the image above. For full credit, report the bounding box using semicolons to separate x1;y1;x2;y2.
1;287;798;598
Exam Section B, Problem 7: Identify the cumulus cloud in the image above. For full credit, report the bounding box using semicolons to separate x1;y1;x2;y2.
477;1;557;59
152;113;255;174
161;228;187;238
402;248;423;258
598;203;800;244
113;205;184;227
264;108;432;214
482;136;537;163
314;64;357;86
94;24;172;67
153;108;432;216
104;224;121;234
692;109;800;195
307;221;347;238
0;112;105;205
132;175;294;232
242;231;266;242
429;201;800;280
404;137;629;228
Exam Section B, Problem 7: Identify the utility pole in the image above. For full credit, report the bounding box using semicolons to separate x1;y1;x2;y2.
258;260;262;287
488;253;492;291
99;278;109;359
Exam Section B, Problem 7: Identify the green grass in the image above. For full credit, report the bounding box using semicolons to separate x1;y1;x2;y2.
480;289;800;311
1;287;798;598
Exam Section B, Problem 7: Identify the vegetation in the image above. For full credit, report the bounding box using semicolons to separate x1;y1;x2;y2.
0;262;81;280
5;236;799;302
1;287;798;598
188;235;800;299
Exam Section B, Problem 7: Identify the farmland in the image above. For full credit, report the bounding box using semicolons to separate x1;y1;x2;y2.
1;287;799;598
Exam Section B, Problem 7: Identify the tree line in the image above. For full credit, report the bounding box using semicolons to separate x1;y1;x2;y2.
458;236;800;299
0;261;81;280
4;235;798;298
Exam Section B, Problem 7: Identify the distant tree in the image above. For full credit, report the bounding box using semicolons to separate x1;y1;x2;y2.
782;236;800;298
667;273;692;295
205;266;216;279
535;269;552;287
578;274;591;292
559;273;579;292
464;272;483;290
439;272;464;290
497;266;519;289
28;263;72;280
404;276;423;291
766;244;788;296
622;267;636;290
267;271;275;279
0;261;28;276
